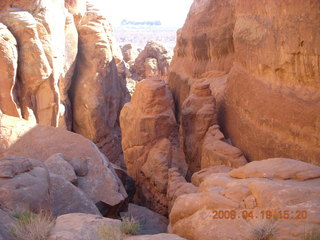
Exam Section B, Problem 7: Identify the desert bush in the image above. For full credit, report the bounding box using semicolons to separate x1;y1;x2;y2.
99;217;141;240
121;217;141;236
246;219;277;240
9;210;55;240
98;224;122;240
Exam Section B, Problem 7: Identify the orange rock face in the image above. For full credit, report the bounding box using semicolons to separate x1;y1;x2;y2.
0;1;129;165
168;0;320;165
169;159;320;240
225;0;320;164
120;78;187;215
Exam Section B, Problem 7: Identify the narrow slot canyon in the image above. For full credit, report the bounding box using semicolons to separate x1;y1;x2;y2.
0;0;319;240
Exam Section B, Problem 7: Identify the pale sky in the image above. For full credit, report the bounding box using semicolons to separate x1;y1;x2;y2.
91;0;193;27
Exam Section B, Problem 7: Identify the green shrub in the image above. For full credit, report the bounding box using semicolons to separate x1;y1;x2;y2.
10;210;55;240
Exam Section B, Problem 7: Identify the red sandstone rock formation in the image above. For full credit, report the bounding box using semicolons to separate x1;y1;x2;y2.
168;0;320;165
169;159;320;240
0;0;129;165
120;78;187;215
132;41;172;80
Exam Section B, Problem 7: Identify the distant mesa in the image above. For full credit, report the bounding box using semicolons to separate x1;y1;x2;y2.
121;19;162;26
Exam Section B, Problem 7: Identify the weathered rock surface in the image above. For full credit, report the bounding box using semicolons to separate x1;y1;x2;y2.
201;125;247;169
45;153;77;184
0;155;51;212
167;168;197;212
50;174;101;216
0;209;14;240
72;3;130;165
0;1;129;167
120;78;186;215
0;111;36;153
225;0;320;164
169;159;320;240
181;81;217;176
132;41;172;80
120;203;168;235
168;0;320;165
47;213;121;240
47;213;185;240
0;23;19;118
1;114;127;208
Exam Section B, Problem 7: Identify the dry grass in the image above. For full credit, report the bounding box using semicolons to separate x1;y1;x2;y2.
121;217;141;236
98;217;141;240
246;219;277;240
9;210;55;240
98;224;123;240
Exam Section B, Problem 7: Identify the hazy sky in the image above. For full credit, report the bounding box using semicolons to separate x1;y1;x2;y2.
91;0;193;27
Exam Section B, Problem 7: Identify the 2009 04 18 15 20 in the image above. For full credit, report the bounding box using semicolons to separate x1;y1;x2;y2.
212;209;308;220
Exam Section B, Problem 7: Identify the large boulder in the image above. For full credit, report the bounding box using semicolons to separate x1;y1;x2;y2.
169;158;320;240
0;155;51;212
0;114;127;209
47;213;121;240
120;204;168;235
120;78;187;215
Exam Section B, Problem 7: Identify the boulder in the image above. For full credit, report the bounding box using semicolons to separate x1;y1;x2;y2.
120;204;168;235
201;125;247;169
45;153;77;184
50;174;101;216
47;213;121;240
0;113;36;153
1;115;127;208
191;165;233;187
120;78;186;215
0;155;51;212
169;158;320;240
167;168;197;212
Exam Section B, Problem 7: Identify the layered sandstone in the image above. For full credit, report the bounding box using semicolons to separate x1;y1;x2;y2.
168;0;320;164
169;159;320;240
120;78;187;215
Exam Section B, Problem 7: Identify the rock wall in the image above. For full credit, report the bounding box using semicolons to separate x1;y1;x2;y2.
168;0;320;165
0;0;129;165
